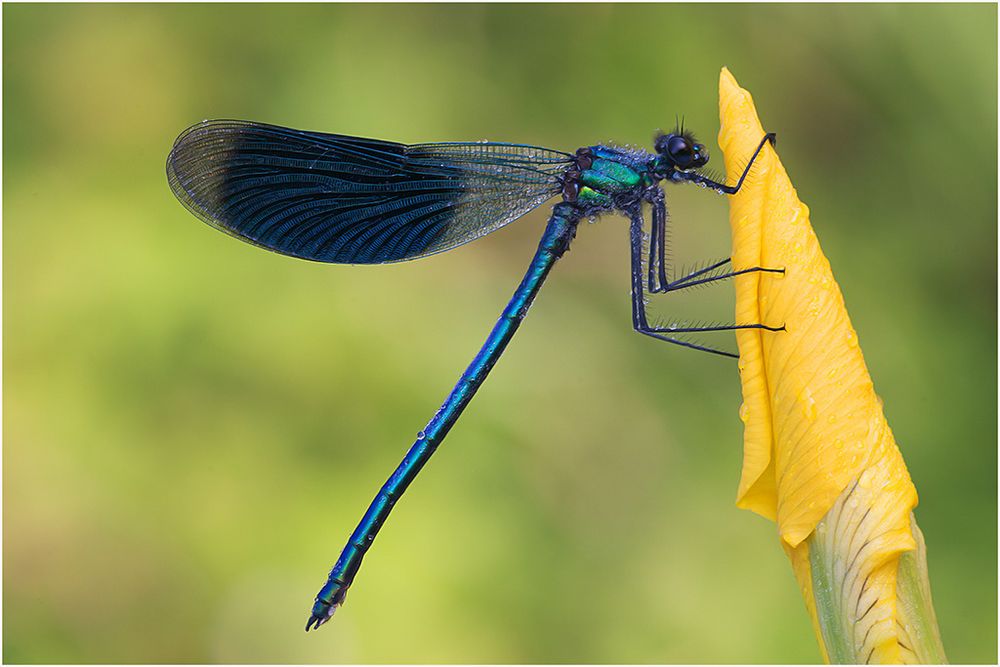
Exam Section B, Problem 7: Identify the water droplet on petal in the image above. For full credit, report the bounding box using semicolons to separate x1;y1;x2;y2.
803;395;817;421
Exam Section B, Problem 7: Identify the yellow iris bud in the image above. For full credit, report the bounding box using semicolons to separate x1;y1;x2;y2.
719;67;945;664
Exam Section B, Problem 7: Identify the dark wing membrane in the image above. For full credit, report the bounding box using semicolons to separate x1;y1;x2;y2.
166;120;571;264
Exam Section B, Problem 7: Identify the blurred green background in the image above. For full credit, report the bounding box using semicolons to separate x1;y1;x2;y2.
4;3;996;663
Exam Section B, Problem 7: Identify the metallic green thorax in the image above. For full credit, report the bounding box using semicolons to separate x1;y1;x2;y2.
573;150;653;208
580;158;643;192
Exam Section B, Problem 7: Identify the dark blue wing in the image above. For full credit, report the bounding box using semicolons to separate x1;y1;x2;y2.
166;120;572;264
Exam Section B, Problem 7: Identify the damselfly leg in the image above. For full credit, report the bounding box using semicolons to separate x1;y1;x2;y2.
646;193;784;295
635;132;784;356
629;214;783;358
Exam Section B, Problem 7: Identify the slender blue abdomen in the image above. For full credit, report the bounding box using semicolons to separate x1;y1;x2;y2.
306;202;581;630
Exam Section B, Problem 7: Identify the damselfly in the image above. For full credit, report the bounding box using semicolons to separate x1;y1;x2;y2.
166;120;779;631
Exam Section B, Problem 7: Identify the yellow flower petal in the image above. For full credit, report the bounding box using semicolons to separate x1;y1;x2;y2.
717;68;942;663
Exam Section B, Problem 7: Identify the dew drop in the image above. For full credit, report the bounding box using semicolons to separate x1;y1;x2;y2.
803;395;817;422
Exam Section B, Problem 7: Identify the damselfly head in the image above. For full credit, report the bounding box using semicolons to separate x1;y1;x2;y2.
654;132;708;172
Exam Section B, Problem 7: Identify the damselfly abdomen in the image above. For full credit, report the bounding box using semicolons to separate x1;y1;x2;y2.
166;120;779;631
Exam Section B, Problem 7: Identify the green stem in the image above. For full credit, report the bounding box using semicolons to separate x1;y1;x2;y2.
895;516;947;663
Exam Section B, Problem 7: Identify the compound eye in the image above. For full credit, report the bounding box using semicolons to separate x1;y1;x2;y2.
667;135;693;167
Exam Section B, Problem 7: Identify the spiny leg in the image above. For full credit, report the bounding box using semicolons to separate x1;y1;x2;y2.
643;199;784;295
655;260;785;294
629;211;739;358
645;322;785;334
647;189;669;293
630;213;786;355
647;195;661;292
659;257;732;292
